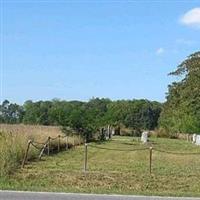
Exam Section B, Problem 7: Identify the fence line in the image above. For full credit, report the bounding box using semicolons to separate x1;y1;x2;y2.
22;136;200;175
154;148;200;155
83;143;200;175
89;144;148;152
30;142;44;151
31;140;47;145
89;144;200;155
22;134;82;168
84;144;151;174
49;136;59;140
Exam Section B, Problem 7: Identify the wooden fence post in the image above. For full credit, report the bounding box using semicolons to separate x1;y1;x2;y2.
66;136;68;150
149;146;153;174
58;135;60;152
39;144;47;160
21;140;32;168
84;143;88;172
73;135;75;149
47;136;50;155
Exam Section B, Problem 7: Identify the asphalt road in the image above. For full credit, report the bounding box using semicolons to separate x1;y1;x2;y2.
0;191;200;200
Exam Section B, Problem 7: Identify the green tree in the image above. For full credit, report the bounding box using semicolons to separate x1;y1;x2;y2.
0;100;24;124
159;51;200;133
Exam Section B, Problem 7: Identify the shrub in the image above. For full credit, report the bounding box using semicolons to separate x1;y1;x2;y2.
153;128;170;138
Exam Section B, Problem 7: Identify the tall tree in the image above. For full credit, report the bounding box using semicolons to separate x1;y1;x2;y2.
159;51;200;133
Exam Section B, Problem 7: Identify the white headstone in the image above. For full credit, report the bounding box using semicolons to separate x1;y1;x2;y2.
141;131;148;143
192;134;197;143
105;127;109;140
195;135;200;145
111;129;115;136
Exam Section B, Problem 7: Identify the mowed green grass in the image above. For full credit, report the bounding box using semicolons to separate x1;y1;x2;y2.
1;136;200;197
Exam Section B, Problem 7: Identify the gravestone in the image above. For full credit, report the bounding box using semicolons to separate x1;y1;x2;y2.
105;126;109;140
192;134;197;143
195;135;200;145
107;125;112;139
141;131;148;143
111;129;115;136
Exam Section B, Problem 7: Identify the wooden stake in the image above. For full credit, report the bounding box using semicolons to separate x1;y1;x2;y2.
47;136;50;156
39;144;47;160
66;136;68;150
21;140;32;168
149;146;153;174
84;143;88;172
73;135;75;149
58;135;60;152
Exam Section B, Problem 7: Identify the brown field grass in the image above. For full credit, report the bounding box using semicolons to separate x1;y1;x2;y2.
0;124;82;177
0;124;63;141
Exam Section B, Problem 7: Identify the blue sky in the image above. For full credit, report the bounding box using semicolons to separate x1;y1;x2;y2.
1;1;200;104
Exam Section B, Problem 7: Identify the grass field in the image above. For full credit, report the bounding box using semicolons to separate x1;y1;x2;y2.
0;124;81;176
0;135;200;197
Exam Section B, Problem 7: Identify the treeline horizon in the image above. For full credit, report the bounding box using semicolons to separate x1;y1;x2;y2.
1;51;200;137
0;98;162;136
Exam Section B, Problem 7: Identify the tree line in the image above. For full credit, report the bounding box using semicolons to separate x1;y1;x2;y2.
0;98;161;138
1;51;199;137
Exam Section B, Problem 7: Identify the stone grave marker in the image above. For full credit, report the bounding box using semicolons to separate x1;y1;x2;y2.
192;134;197;143
141;131;148;143
111;129;115;136
195;135;200;145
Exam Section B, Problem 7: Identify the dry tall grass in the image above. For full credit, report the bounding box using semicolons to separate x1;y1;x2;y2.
0;124;82;176
0;124;64;141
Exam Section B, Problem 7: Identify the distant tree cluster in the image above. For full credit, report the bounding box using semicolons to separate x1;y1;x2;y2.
0;100;24;124
0;98;162;138
159;51;200;134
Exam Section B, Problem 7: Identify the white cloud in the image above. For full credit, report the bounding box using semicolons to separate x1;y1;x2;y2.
156;47;165;55
180;7;200;28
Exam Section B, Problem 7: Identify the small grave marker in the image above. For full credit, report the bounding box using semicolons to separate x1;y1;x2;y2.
192;134;197;143
195;135;200;145
111;129;115;136
141;131;148;143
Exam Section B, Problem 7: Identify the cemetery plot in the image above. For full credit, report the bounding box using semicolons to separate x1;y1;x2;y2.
1;136;200;197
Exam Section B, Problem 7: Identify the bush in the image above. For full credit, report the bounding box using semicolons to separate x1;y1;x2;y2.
152;128;170;138
131;129;142;137
120;128;132;136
